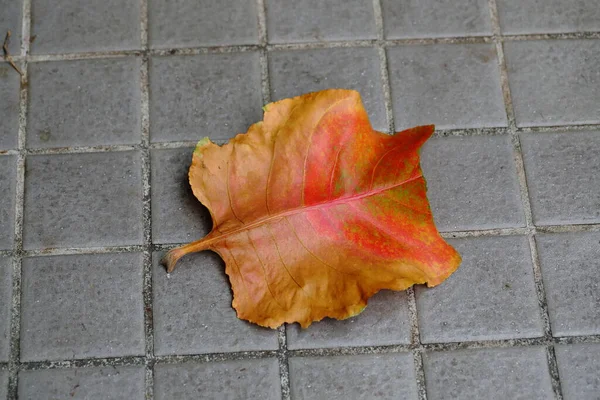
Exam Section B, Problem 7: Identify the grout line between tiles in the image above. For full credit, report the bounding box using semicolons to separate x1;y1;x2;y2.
138;0;155;398
10;333;600;372
5;30;598;64
255;2;289;398
1;125;599;159
528;233;563;398
1;124;598;158
488;0;563;398
406;287;428;400
372;0;394;135
256;0;271;106
7;1;31;398
277;326;291;400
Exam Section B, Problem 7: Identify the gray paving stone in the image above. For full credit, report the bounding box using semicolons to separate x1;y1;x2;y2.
287;290;411;350
154;358;281;400
19;366;145;400
269;47;387;132
30;0;140;54
152;251;278;356
148;0;259;48
555;343;600;400
415;236;543;343
266;0;376;43
0;156;16;250
381;0;491;39
497;0;600;34
0;0;22;54
0;256;11;362
27;58;141;148
0;64;20;150
505;40;600;127
149;53;262;142
536;232;600;336
388;44;507;130
520;131;600;225
23;151;143;249
289;353;418;400
20;253;145;361
423;347;554;400
150;148;211;244
421;135;525;231
0;369;7;400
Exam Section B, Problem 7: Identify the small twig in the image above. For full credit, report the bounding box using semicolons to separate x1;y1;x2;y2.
3;30;24;76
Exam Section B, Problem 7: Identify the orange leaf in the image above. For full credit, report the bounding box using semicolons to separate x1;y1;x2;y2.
163;89;461;328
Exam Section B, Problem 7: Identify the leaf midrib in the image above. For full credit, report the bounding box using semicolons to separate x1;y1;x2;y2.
198;172;424;250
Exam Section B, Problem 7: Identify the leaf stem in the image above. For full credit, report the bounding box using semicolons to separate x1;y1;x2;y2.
161;238;212;272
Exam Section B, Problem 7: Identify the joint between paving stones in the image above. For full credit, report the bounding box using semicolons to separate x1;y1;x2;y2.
0;30;594;65
1;125;598;159
6;1;31;398
406;287;428;400
138;0;156;398
488;0;564;398
3;334;599;374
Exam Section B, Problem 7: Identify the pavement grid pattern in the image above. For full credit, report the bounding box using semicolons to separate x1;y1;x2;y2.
0;0;599;399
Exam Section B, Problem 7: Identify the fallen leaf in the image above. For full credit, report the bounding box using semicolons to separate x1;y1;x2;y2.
163;89;461;328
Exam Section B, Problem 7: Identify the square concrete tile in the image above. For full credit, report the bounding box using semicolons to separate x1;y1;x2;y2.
415;236;544;343
20;253;145;361
289;353;418;400
23;151;143;249
388;44;507;130
536;232;600;336
269;47;387;132
266;0;376;43
0;370;6;400
505;40;600;127
148;0;259;48
27;58;141;148
19;366;145;400
381;0;491;39
0;156;16;250
423;347;554;400
520;131;600;225
149;53;262;142
154;359;281;400
152;251;278;356
0;64;21;150
555;344;600;400
0;256;12;362
150;148;211;244
0;0;22;55
30;0;140;54
421;135;525;231
497;0;600;34
287;290;411;350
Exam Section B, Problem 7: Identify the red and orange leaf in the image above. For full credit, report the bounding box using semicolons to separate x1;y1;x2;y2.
163;89;461;328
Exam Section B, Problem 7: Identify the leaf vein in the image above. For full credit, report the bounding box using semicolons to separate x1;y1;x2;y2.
301;96;353;205
226;160;243;224
246;231;286;310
